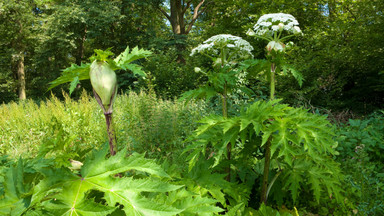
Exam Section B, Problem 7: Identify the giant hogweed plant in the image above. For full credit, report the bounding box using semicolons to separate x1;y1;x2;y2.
247;13;305;204
181;34;254;180
184;13;343;210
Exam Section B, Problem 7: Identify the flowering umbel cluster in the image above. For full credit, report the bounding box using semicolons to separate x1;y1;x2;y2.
247;13;302;53
247;13;302;37
190;34;254;63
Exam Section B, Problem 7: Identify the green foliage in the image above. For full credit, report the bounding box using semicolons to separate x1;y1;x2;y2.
0;143;224;215
180;65;243;104
0;158;31;215
140;49;202;99
114;47;152;75
335;113;384;215
254;204;297;216
185;99;343;205
337;113;384;162
288;1;384;113
0;91;207;163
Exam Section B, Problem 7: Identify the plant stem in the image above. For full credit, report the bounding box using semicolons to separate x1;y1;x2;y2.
222;82;231;181
270;63;276;100
261;62;276;204
266;168;283;200
222;82;228;118
261;139;271;204
104;113;116;156
92;88;117;156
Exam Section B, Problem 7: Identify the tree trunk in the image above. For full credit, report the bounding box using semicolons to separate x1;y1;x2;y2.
169;0;185;35
158;0;209;63
75;25;87;65
17;53;26;100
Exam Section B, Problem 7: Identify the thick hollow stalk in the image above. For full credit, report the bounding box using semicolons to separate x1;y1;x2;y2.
222;82;228;118
222;82;231;181
104;113;116;156
93;88;117;156
270;63;276;100
261;139;271;204
261;62;276;204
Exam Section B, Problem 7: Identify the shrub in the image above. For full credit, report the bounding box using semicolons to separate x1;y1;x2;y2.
336;112;384;215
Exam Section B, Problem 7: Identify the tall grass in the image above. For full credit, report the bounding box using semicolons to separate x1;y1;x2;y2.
0;90;208;161
0;91;105;158
115;91;209;161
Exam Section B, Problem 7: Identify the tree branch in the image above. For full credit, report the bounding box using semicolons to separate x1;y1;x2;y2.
181;0;193;14
186;0;210;34
158;6;171;21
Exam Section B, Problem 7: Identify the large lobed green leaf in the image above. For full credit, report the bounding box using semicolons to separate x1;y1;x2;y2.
114;46;152;77
47;63;91;94
39;144;183;216
0;158;32;215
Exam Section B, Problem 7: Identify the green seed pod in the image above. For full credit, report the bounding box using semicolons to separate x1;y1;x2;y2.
90;60;117;112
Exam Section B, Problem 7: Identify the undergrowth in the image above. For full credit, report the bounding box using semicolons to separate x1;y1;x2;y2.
0;90;207;162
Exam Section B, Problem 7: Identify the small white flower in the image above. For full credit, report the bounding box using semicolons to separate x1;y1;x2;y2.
278;23;284;30
271;25;279;31
293;26;302;34
214;58;223;67
266;41;285;52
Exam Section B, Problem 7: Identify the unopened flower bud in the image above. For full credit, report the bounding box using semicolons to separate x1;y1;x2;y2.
194;67;202;73
69;159;83;170
90;60;117;111
213;58;222;66
293;26;302;34
278;23;284;31
286;41;294;50
266;41;285;52
246;29;256;36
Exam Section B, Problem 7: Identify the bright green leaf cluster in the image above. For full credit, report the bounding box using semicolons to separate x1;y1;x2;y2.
185;99;343;203
48;46;152;95
0;143;224;215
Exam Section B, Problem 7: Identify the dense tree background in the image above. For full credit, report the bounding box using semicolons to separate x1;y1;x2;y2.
0;0;383;113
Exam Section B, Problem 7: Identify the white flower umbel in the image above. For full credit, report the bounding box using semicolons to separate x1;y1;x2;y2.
246;13;302;54
247;13;302;43
255;13;299;35
190;34;254;64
